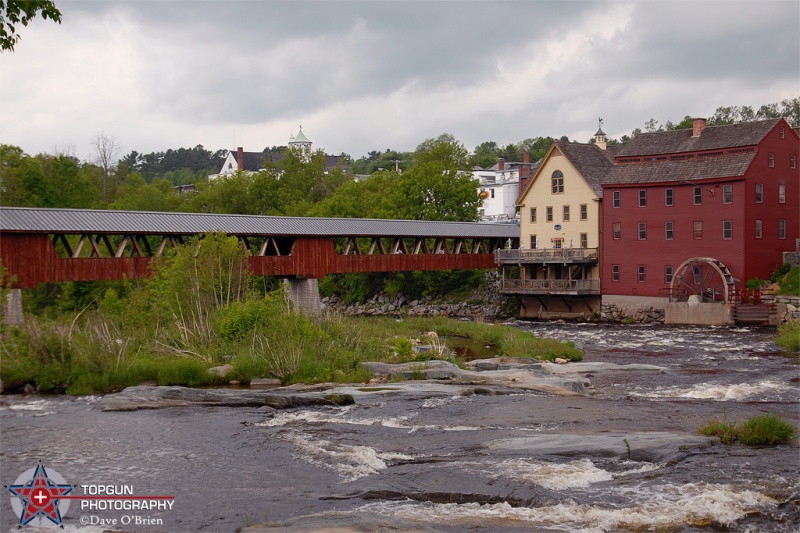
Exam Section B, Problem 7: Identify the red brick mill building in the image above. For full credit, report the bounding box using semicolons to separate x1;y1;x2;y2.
601;118;799;323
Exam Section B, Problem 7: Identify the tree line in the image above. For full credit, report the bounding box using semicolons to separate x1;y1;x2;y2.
1;98;796;217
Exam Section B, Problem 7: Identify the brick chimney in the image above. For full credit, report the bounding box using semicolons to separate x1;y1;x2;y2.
237;147;244;171
692;118;707;137
521;152;531;178
498;157;505;171
518;152;532;197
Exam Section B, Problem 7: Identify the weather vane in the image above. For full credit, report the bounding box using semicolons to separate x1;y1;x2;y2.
598;118;604;128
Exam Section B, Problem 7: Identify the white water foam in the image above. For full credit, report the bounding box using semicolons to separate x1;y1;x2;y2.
491;458;661;490
633;380;789;401
421;396;467;408
358;481;777;532
281;431;414;482
256;406;492;432
7;400;55;411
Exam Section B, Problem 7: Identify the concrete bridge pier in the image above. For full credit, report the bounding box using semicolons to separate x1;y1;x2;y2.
4;289;24;326
284;278;321;317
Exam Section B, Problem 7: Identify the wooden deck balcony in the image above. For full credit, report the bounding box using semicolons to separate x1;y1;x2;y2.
495;247;598;264
499;278;601;295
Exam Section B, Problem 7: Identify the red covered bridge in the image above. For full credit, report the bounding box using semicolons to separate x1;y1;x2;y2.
0;207;519;289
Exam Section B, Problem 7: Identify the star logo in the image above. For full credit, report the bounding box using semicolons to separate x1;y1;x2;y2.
7;463;73;528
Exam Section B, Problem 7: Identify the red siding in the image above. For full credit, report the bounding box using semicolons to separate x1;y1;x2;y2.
1;233;498;288
602;120;799;298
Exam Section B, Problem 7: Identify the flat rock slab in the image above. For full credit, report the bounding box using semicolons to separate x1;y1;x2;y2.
242;511;441;532
96;386;354;412
361;359;666;396
538;361;668;374
484;432;716;462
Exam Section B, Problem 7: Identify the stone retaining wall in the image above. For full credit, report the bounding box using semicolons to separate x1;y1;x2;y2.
599;304;665;324
775;295;800;324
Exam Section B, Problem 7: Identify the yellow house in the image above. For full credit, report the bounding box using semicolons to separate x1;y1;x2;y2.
497;129;618;318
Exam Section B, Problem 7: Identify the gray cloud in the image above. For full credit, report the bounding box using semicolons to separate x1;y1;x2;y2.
1;1;797;159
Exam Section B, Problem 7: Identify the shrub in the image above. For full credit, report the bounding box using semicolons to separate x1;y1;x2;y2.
770;263;792;284
215;299;268;341
746;277;767;290
737;414;796;445
775;320;800;351
393;337;414;359
776;266;799;296
698;412;796;446
698;411;738;445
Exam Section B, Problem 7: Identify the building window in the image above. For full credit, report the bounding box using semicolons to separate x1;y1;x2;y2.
693;221;703;239
563;205;570;222
530;235;537;249
530;207;537;223
580;233;588;248
768;152;775;168
665;221;674;240
612;264;620;281
723;185;732;204
613;191;620;208
693;186;702;205
779;184;785;203
791;154;797;169
779;219;786;239
491;189;495;198
693;266;702;284
638;265;646;282
553;238;563;249
580;204;587;220
755;219;762;239
665;265;673;284
638;222;646;240
755;183;763;203
546;206;553;222
780;126;785;139
551;171;564;194
613;222;621;239
723;220;732;240
665;188;673;206
639;189;647;207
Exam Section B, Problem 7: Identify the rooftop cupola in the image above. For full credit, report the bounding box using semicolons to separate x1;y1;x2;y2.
289;126;312;148
594;118;607;150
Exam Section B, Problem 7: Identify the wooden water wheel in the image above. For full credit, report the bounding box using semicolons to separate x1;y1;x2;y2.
670;257;736;303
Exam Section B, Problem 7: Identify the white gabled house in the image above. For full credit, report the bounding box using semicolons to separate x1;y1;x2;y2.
474;154;537;221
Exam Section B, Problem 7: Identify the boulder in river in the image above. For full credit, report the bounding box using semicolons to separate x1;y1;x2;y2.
96;386;354;412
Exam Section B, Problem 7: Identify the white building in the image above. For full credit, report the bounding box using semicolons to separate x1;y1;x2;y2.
473;155;536;221
209;127;335;180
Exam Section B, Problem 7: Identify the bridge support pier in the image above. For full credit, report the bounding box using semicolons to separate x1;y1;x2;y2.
4;289;24;326
284;278;321;318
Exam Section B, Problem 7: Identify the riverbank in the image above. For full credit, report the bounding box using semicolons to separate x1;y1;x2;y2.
3;323;797;533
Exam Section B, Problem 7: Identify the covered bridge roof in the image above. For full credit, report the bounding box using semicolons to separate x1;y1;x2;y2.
0;207;519;239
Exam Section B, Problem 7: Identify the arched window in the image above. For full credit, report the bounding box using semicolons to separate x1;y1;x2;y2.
551;171;564;194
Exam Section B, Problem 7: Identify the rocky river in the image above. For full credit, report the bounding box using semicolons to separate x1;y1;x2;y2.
1;322;798;532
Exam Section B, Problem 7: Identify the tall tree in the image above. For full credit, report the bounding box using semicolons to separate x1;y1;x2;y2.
90;131;120;202
396;134;480;222
0;0;61;51
470;141;500;169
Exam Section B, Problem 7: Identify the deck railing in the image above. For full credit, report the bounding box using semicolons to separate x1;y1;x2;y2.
499;278;600;294
495;247;598;263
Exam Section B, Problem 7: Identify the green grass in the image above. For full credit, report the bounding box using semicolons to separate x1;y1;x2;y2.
699;412;796;446
775;319;800;352
1;293;582;395
697;410;738;445
737;414;797;445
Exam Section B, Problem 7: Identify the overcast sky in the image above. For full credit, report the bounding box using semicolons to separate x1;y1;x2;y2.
1;0;798;163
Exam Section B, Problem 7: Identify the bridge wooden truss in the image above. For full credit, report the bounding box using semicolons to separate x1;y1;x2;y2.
0;208;519;288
